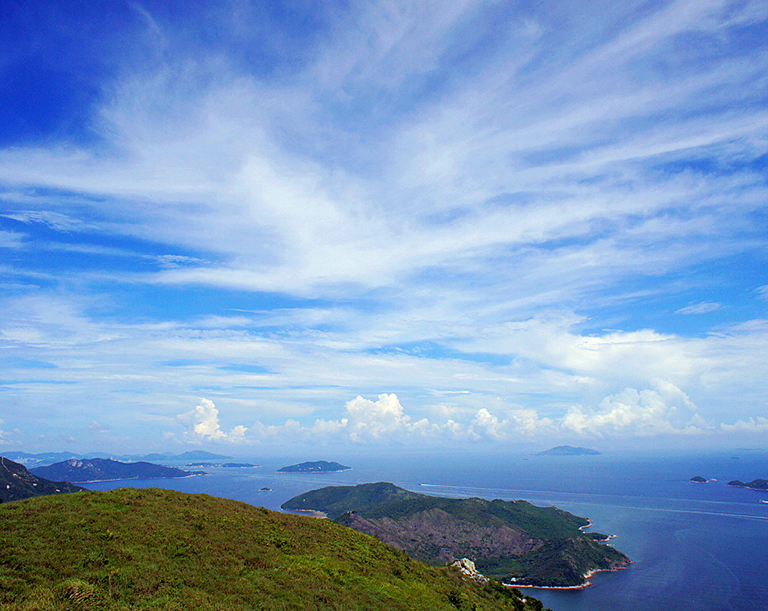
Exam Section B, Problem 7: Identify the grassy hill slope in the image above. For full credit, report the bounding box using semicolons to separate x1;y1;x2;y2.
0;488;547;611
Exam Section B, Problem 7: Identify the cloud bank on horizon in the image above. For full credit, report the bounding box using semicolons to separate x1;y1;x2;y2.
0;0;767;453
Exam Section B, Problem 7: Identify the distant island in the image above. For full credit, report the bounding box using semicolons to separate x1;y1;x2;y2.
537;445;600;456
31;458;205;483
728;478;768;491
0;456;84;502
4;450;233;467
689;475;709;483
282;482;629;588
187;462;257;468
277;461;351;473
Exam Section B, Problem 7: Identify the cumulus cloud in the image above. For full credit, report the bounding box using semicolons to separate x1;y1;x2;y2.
178;398;248;442
721;416;768;434
562;381;702;437
250;394;555;443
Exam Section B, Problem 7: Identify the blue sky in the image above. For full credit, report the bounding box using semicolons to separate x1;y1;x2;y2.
1;0;767;455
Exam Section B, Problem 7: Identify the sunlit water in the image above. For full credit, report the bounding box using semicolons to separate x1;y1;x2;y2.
84;451;768;611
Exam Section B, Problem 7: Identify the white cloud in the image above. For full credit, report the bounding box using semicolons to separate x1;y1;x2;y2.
676;302;722;315
721;416;768;434
178;398;248;443
562;381;702;437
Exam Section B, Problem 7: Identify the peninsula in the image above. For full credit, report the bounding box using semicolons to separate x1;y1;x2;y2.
277;460;351;473
282;482;629;588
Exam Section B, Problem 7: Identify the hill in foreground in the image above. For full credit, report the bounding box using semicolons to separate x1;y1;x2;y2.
0;456;85;502
31;458;204;483
282;482;629;587
0;488;547;611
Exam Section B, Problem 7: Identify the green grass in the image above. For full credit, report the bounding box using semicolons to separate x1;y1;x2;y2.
0;488;548;611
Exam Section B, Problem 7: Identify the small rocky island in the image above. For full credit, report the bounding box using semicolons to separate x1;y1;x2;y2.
537;445;600;456
277;460;351;473
728;478;768;491
689;475;709;483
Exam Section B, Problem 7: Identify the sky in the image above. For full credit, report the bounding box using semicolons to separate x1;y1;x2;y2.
1;0;767;456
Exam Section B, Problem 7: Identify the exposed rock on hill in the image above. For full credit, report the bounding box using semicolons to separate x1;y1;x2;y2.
283;482;629;587
0;456;84;502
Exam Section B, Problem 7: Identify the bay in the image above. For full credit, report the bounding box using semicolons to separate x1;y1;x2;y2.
84;450;768;611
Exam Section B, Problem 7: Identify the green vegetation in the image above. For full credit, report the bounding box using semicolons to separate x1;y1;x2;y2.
728;478;768;490
277;461;351;473
0;487;549;611
282;481;422;518
0;457;84;503
283;483;630;587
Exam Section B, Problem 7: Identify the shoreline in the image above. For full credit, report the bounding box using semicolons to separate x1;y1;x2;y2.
506;562;632;591
76;472;207;485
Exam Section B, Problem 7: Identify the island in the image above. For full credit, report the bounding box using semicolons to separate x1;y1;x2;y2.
689;475;709;483
536;445;600;456
282;482;630;588
728;478;768;491
0;456;85;502
277;460;351;473
31;458;205;483
187;462;257;468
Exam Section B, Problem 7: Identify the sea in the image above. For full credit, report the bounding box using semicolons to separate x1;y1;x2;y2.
83;449;768;611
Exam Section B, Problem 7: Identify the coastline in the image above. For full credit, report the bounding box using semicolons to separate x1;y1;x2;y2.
506;563;632;591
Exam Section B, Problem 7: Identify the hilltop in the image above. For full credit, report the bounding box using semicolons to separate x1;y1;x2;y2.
31;458;204;483
0;456;84;502
283;482;629;587
0;488;547;611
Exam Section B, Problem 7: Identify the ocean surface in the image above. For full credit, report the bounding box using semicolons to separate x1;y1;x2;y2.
83;450;768;611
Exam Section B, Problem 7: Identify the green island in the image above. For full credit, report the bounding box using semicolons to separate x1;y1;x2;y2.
282;482;630;588
277;460;351;473
0;488;548;611
728;478;768;491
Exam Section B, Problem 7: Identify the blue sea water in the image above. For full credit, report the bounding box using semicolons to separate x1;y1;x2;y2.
83;450;768;611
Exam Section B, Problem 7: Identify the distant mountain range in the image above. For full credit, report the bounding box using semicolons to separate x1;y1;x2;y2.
5;450;232;467
31;458;205;483
277;460;351;473
282;482;629;587
0;456;84;502
536;445;601;456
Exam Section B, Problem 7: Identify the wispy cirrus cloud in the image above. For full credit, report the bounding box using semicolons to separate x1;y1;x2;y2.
0;1;766;452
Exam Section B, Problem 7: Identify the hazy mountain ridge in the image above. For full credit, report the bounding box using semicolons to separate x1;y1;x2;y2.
282;482;629;587
31;458;204;483
0;488;547;611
